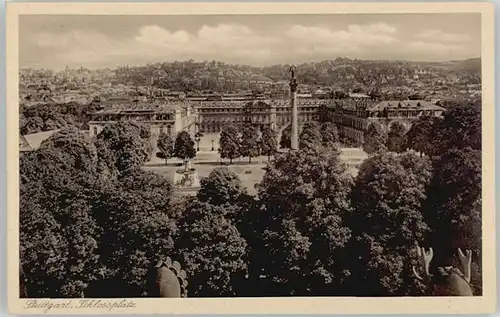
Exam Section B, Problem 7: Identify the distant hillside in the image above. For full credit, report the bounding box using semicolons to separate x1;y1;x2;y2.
20;57;481;93
451;58;481;72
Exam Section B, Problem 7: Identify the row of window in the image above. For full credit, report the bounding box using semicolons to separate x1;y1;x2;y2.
200;115;271;123
91;124;172;136
197;106;320;114
91;114;175;122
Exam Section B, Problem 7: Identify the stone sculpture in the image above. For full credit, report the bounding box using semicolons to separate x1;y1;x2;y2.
152;257;188;298
412;246;474;296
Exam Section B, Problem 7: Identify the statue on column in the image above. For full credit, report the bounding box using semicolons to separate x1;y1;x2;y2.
289;66;298;93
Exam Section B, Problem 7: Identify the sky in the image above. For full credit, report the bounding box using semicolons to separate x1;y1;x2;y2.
19;14;481;70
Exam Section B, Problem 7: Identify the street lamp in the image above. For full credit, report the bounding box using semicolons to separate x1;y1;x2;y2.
195;132;202;152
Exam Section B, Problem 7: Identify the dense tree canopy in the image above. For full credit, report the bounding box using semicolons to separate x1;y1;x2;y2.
319;121;340;148
20;102;103;135
92;169;177;296
387;121;407;153
424;147;482;263
255;146;353;295
405;115;441;156
173;200;248;297
20;126;177;298
94;122;152;173
197;167;249;207
347;151;433;296
20;128;105;297
363;123;387;154
431;105;481;156
299;122;322;151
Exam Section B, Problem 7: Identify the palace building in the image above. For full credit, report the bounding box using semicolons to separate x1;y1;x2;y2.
87;93;445;150
331;99;445;146
192;96;325;134
88;101;198;143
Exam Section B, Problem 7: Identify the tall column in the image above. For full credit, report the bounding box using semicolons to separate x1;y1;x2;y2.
289;66;299;150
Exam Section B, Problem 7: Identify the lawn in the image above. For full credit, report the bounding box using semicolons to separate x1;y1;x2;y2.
144;161;267;195
145;147;367;195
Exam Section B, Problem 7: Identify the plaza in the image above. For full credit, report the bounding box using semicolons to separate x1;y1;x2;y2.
146;131;367;195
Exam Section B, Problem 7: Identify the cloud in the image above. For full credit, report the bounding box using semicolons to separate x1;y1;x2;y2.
416;29;473;43
21;22;478;69
286;23;397;47
134;24;277;59
406;40;464;59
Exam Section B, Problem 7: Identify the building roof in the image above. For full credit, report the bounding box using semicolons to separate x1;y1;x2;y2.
19;135;33;152
369;100;445;111
91;102;185;115
23;129;59;150
349;93;370;99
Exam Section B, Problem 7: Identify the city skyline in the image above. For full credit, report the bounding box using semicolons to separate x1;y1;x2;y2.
20;13;481;70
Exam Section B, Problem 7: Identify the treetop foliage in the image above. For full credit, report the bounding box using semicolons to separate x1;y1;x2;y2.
259;125;278;159
363;122;387;154
94;121;152;173
255;146;353;295
174;200;248;297
197;167;249;207
240;124;260;162
219;125;241;163
157;131;174;163
387;121;407;153
174;131;196;161
348;151;433;295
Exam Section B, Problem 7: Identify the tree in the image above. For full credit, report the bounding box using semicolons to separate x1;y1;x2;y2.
423;147;481;267
316;104;334;123
157;131;174;165
431;105;481;156
363;123;387;154
369;89;382;101
219;125;241;164
387;121;407;153
20;127;179;298
320;121;339;148
254;147;353;296
91;168;177;297
173;200;248;297
299;122;322;151
405;115;441;157
20;190;101;298
197;167;248;206
259;125;278;161
347;151;433;296
173;131;196;167
240;124;260;163
94;122;152;173
20;128;103;297
279;125;291;149
334;91;348;99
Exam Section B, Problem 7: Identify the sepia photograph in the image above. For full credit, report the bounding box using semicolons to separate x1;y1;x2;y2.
6;2;496;315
